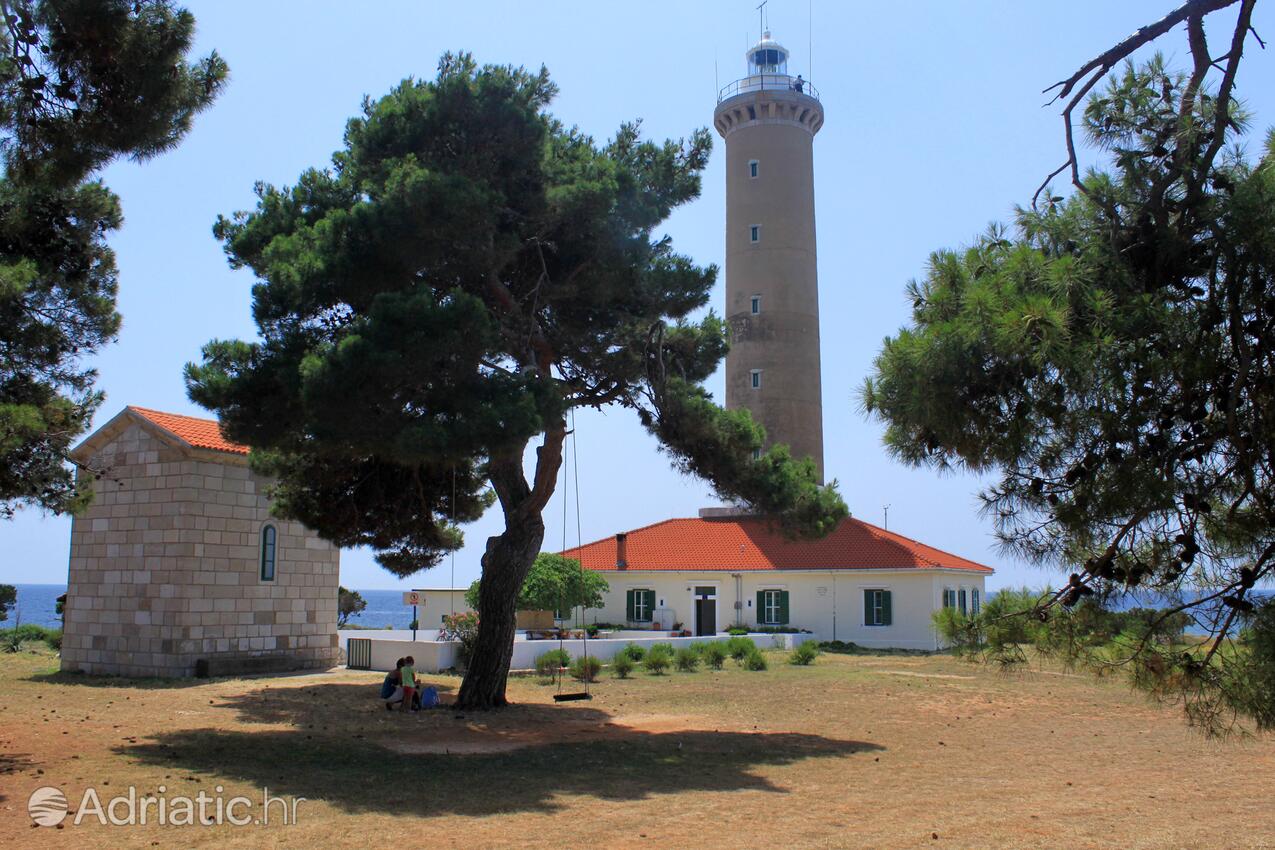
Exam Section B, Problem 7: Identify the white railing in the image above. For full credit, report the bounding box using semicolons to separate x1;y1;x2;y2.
718;74;820;102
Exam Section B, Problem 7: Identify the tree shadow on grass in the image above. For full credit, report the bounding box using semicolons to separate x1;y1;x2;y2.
116;684;883;817
24;667;348;690
119;726;881;817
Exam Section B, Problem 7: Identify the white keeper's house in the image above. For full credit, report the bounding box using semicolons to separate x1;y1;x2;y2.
564;511;993;650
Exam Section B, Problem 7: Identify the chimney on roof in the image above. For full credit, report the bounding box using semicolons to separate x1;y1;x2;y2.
615;533;628;569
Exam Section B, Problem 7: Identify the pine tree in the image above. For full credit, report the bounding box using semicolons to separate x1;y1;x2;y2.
186;54;845;709
864;1;1274;730
0;0;226;516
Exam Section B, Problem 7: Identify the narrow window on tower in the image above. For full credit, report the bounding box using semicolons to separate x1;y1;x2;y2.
750;295;761;315
750;369;762;389
749;224;760;243
748;159;759;179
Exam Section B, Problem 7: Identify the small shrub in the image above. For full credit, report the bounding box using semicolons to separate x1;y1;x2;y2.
440;611;480;665
818;640;863;654
650;642;675;656
570;655;602;682
1;631;23;653
620;643;647;662
726;626;750;636
726;636;756;661
611;654;635;678
702;642;727;669
743;648;768;671
535;648;571;677
674;647;700;672
44;629;62;651
644;647;672;675
790;640;819;666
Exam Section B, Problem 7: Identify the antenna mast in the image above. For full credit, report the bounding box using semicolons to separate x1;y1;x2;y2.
756;0;767;38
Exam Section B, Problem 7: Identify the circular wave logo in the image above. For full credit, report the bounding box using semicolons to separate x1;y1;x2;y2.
28;786;69;827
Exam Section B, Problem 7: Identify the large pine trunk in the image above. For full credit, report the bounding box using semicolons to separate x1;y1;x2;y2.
455;513;545;709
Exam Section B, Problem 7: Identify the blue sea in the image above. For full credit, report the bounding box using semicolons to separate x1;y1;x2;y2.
7;584;1269;633
3;585;424;631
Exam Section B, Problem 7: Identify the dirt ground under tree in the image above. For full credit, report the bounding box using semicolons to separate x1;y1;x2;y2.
1;645;1272;849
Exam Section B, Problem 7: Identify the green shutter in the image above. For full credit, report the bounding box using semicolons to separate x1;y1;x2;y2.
756;590;766;624
643;590;656;622
883;590;893;626
863;589;873;625
779;590;790;625
626;589;635;621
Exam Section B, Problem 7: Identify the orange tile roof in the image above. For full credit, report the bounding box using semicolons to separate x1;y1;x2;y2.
127;406;249;456
562;516;994;574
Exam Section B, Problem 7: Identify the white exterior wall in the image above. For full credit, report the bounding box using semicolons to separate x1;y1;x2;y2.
409;590;472;629
582;570;987;651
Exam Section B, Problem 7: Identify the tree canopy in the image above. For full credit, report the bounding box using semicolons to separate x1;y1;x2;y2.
864;0;1274;730
465;552;608;615
0;0;226;517
187;54;845;708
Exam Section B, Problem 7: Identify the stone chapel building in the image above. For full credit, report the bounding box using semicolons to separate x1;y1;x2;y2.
61;406;339;677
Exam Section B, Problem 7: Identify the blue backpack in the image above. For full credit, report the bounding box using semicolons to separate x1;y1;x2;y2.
420;685;439;708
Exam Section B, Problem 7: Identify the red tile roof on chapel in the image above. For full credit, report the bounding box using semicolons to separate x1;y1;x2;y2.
562;516;994;574
127;406;249;456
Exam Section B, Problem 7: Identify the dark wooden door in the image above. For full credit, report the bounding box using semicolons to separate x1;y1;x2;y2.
695;598;716;636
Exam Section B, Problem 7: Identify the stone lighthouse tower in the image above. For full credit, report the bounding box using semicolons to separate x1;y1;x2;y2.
714;30;825;482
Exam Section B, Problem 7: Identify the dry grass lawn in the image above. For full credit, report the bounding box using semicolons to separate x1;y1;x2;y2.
1;644;1273;849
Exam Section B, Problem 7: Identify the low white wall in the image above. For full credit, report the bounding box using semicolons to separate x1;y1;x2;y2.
353;632;818;673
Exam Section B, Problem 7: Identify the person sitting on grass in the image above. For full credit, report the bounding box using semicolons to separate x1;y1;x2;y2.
400;656;417;713
383;657;405;711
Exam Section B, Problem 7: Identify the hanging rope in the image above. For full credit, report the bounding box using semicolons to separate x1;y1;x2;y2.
554;407;592;701
456;466;461;619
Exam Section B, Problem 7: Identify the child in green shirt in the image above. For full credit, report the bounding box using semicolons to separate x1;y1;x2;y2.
400;656;416;712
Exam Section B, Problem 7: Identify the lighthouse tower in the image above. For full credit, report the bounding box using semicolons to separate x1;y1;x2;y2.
714;30;825;482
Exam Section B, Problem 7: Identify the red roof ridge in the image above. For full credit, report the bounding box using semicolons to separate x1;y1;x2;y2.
127;406;249;456
561;513;994;574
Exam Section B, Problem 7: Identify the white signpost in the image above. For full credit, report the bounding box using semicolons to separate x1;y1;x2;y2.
403;591;422;639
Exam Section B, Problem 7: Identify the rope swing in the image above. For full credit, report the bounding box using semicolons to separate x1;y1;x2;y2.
554;407;591;702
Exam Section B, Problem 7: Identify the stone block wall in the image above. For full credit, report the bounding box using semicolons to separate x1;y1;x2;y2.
61;421;339;677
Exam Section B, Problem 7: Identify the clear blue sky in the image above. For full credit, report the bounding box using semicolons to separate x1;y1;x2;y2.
3;1;1273;590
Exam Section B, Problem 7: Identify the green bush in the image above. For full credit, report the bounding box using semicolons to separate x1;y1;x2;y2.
726;626;750;636
650;641;675;657
743;648;768;671
611;654;635;678
818;640;863;654
750;626;811;634
790;640;819;665
643;647;672;675
535;648;571;677
0;624;58;651
620;642;647;662
702;642;727;669
570;655;602;682
726;636;756;661
674;647;700;672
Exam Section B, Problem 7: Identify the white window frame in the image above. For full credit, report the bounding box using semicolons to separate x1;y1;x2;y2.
864;588;889;627
971;588;981;616
958;588;968;616
750;294;761;315
632;588;652;622
749;224;761;243
748;159;759;178
750;369;762;389
942;587;956;609
761;589;783;625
